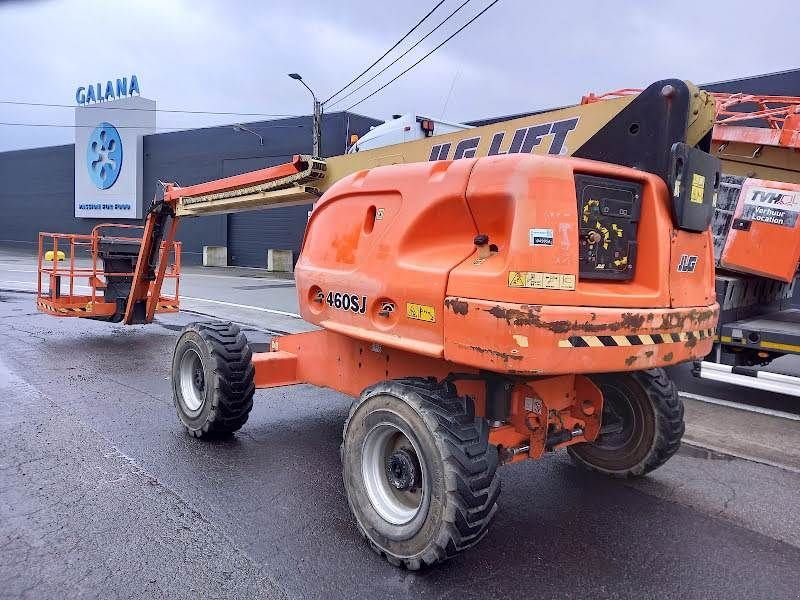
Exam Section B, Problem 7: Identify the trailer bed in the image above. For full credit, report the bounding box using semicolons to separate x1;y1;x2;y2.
720;309;800;355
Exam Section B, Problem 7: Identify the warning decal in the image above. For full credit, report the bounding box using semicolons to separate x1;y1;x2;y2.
507;271;576;290
741;185;800;228
406;302;436;323
690;174;705;204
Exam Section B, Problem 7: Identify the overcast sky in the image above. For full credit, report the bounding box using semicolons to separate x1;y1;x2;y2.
0;0;797;152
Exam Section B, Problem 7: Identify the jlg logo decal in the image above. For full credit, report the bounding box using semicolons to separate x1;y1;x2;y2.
677;255;698;272
428;117;579;161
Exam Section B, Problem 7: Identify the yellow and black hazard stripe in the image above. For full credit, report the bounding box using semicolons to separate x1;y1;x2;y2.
36;300;92;314
558;328;715;348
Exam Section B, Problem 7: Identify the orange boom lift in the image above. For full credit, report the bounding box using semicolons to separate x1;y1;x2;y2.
38;79;722;568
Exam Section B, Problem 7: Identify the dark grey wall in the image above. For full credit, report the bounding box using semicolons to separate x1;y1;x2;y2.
466;69;800;128
0;111;381;266
701;69;800;130
702;68;800;95
0;144;107;244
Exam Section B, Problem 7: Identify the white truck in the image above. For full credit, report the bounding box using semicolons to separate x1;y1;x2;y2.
347;113;472;153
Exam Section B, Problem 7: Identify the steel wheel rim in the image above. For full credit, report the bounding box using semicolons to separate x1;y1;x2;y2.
361;422;426;526
179;348;205;412
595;383;637;451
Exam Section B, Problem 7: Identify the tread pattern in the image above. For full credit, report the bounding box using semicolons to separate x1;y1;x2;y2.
643;368;684;473
343;377;500;569
569;368;684;478
179;322;255;437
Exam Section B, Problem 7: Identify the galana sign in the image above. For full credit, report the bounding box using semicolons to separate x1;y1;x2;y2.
76;75;141;105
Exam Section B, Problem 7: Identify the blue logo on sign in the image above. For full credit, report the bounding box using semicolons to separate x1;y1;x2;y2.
87;122;123;189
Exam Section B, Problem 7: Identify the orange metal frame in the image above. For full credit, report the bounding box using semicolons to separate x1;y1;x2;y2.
162;154;309;202
582;89;800;150
254;329;604;461
36;223;181;320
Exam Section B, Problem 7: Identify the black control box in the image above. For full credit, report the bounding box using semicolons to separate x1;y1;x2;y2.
575;174;643;281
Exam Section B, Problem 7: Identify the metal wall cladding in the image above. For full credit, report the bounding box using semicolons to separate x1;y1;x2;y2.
0;112;382;266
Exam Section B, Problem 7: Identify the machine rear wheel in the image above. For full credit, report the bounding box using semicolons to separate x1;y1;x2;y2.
567;369;684;478
341;378;500;569
171;322;255;438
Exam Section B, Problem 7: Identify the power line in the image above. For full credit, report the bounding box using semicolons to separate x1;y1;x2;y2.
344;0;501;113
0;100;300;118
0;122;305;130
323;1;446;105
326;0;472;110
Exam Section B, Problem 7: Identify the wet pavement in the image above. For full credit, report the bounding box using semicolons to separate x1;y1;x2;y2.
1;290;799;599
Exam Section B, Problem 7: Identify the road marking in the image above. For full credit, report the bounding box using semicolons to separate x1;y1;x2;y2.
679;391;800;421
179;295;302;318
0;280;35;286
682;439;800;474
0;263;291;282
182;271;295;282
1;280;300;318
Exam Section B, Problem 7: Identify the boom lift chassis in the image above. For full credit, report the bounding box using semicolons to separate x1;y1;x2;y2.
37;79;722;568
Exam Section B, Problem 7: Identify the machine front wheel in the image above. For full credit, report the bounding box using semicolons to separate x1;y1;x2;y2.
171;322;255;438
567;368;684;478
341;378;500;569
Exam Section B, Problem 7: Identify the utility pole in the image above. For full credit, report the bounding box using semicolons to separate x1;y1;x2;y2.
288;73;322;157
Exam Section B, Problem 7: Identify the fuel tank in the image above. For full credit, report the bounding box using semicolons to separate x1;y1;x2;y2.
294;154;718;375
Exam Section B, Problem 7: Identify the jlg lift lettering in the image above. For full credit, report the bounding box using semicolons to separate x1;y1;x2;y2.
327;291;367;314
428;117;579;161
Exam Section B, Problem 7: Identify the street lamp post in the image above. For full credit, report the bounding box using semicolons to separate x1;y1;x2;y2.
231;123;263;146
288;73;321;157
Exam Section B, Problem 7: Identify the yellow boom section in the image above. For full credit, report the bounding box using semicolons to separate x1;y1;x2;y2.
173;81;714;217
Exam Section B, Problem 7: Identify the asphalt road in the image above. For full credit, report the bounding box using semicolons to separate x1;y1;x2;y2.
2;289;800;600
3;247;798;414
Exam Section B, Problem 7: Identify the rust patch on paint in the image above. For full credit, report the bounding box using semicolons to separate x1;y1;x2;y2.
663;352;673;361
484;304;719;339
485;305;652;335
625;355;637;366
444;298;469;315
645;350;654;358
463;344;523;362
657;308;718;331
685;332;698;348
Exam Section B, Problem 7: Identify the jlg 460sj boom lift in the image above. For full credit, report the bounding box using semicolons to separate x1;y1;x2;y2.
38;80;720;568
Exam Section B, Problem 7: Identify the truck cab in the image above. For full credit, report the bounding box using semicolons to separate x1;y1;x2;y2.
347;113;472;153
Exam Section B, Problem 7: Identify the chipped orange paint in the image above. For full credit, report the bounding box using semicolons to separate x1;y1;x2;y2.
254;153;719;460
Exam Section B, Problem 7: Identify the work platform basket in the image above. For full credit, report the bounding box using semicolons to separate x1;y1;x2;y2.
37;223;181;323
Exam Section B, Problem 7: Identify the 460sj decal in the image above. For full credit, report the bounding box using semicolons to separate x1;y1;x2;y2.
326;291;367;314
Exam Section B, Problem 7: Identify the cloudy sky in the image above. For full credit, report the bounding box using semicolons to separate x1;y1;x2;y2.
0;0;797;152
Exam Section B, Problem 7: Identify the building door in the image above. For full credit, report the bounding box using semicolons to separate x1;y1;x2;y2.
223;156;312;268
